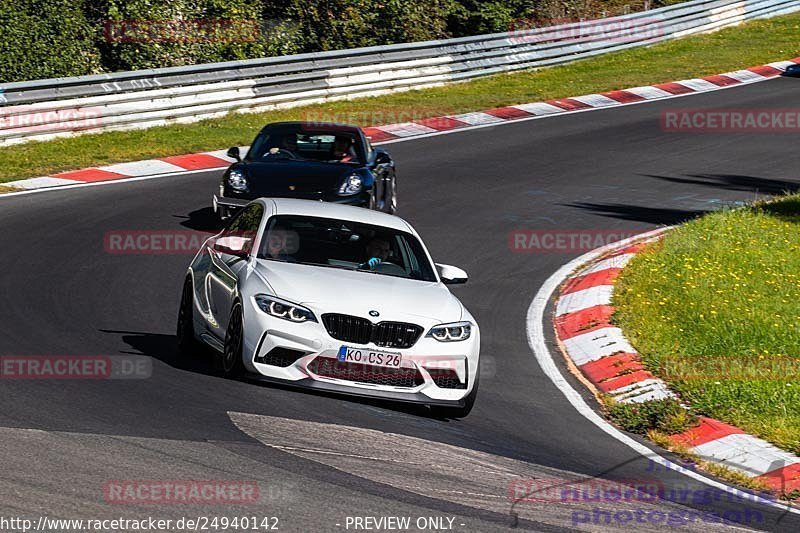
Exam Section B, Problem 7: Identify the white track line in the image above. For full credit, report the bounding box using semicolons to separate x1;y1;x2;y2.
525;226;799;515
0;166;229;198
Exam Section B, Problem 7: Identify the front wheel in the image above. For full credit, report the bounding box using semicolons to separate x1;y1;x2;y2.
430;367;479;419
384;174;397;214
217;205;231;223
219;302;246;378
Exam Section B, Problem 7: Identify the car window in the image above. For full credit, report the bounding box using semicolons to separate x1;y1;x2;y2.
247;127;362;164
221;203;263;255
257;215;436;281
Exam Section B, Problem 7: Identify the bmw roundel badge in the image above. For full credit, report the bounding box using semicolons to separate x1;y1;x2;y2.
369;310;380;317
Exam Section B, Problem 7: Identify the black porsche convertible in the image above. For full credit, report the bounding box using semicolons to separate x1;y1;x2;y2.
213;122;397;220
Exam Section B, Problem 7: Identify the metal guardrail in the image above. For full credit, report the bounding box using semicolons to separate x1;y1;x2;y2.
0;0;797;145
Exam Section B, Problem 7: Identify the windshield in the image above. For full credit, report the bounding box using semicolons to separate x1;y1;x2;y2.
247;127;362;164
257;215;437;282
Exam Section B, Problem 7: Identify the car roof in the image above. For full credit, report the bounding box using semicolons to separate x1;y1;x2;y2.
262;122;364;136
262;198;414;234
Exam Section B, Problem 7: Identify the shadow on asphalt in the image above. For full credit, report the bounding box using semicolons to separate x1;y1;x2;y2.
644;173;800;195
175;206;223;232
564;173;800;225
561;202;706;225
100;329;460;421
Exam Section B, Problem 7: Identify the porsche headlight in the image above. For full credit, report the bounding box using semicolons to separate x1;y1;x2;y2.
427;321;472;342
254;295;316;323
338;174;362;195
228;169;248;192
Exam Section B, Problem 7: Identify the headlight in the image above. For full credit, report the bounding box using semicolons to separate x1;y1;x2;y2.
338;174;362;195
254;295;317;323
228;169;248;192
427;321;472;342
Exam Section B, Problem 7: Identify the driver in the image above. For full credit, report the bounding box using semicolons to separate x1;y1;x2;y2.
330;136;356;162
281;134;298;153
264;227;295;261
266;134;298;157
362;238;391;269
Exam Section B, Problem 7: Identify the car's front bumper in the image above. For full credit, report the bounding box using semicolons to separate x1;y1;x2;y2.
240;298;480;405
247;374;468;407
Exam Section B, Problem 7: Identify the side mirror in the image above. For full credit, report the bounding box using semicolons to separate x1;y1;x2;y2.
226;146;241;161
213;235;248;258
374;150;391;165
436;263;468;285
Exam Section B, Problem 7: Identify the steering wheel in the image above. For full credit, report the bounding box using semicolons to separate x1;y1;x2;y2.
358;257;381;270
264;148;298;160
358;258;401;272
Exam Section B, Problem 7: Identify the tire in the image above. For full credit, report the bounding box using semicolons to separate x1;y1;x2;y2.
217;205;230;223
176;277;199;357
219;302;246;378
431;366;479;419
368;189;378;211
384;174;397;214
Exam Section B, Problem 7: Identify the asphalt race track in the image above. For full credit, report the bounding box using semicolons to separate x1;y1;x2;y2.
2;77;800;532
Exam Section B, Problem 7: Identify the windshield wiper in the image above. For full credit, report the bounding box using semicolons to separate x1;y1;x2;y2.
298;261;357;271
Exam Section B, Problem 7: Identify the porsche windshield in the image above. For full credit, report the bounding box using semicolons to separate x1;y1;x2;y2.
257;215;437;282
247;128;362;164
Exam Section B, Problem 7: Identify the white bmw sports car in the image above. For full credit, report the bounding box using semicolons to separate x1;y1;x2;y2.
177;198;480;417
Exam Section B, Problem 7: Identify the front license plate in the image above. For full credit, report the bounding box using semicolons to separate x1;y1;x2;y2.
337;346;402;368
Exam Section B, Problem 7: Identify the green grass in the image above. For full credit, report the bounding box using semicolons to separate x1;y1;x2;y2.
2;13;800;183
614;194;800;458
605;397;697;435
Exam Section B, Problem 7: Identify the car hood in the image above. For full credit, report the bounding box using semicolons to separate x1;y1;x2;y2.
252;260;463;324
242;160;356;196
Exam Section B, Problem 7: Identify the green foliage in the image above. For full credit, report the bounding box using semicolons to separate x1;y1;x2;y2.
88;0;298;72
606;398;696;435
448;1;536;36
0;0;695;83
263;0;455;51
0;0;101;83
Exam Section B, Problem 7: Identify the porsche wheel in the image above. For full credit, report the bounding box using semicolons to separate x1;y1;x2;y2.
220;302;245;377
217;205;231;223
385;174;397;214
